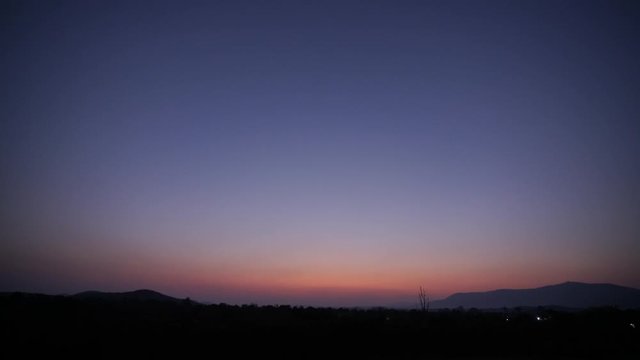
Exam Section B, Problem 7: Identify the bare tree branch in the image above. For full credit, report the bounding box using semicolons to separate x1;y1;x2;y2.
418;286;429;312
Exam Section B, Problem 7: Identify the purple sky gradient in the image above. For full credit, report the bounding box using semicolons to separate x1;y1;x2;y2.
1;0;639;306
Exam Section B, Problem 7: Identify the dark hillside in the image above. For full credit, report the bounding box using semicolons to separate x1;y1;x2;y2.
1;292;638;359
432;282;640;309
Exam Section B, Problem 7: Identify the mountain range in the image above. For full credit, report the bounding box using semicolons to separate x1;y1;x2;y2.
73;289;182;302
4;281;640;309
430;281;640;309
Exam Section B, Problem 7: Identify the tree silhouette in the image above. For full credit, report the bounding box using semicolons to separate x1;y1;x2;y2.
418;286;430;312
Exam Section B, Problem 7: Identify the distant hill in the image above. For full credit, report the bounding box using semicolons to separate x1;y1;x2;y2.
73;289;181;302
431;282;640;309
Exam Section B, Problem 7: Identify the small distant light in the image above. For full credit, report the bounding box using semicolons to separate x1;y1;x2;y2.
536;316;541;321
505;317;510;321
631;323;636;329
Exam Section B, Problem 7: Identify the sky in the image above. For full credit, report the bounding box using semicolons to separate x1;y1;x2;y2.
1;0;639;307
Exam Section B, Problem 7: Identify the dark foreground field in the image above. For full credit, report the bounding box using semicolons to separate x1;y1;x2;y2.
1;293;639;359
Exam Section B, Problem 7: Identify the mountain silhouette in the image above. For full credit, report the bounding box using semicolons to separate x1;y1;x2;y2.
73;289;181;302
431;281;640;309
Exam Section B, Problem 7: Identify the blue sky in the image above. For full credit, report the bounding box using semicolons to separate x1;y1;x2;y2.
1;0;639;305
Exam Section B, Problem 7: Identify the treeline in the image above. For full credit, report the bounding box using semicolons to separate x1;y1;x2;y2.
1;292;639;358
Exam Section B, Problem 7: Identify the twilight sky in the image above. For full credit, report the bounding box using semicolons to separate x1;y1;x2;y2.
1;0;639;307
